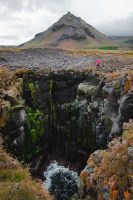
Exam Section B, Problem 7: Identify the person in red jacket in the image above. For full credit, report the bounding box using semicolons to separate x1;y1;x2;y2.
96;59;101;67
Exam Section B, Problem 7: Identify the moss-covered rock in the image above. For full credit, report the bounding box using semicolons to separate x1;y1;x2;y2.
80;122;133;200
78;83;98;99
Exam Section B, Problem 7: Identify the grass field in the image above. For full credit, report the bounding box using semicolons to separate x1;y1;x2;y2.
97;46;119;50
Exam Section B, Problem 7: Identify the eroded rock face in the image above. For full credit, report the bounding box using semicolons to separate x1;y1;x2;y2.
19;70;117;176
77;83;98;99
0;68;26;156
110;92;133;138
21;71;103;174
0;68;25;143
80;122;133;200
3;108;26;152
1;69;133;181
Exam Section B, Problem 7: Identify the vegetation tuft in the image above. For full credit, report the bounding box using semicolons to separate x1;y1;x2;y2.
0;138;52;200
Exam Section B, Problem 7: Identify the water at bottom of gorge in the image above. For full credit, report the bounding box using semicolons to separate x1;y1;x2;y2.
43;161;82;200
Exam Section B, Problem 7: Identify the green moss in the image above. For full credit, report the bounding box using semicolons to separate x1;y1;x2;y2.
114;82;121;90
18;78;24;96
28;82;36;103
26;107;44;141
0;169;27;182
104;117;113;133
49;80;57;127
49;80;55;96
30;129;36;143
22;107;46;161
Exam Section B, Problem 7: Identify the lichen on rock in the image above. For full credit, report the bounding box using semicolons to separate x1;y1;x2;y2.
80;121;133;200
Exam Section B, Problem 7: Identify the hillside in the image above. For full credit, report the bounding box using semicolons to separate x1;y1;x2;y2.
109;36;133;48
20;12;114;49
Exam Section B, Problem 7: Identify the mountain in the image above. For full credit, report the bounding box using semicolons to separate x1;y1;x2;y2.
20;12;114;49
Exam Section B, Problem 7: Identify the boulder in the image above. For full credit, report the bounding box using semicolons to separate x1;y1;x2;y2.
110;93;133;138
77;83;98;99
127;146;133;157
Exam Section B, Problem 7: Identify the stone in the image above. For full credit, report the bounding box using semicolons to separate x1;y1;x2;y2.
127;146;133;157
13;109;26;127
110;93;133;138
119;93;133;124
77;83;98;99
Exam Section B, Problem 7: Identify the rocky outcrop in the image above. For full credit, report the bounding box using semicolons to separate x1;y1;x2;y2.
20;70;103;174
1;68;133;182
110;89;133;138
80;74;133;200
80;121;133;200
0;68;26;157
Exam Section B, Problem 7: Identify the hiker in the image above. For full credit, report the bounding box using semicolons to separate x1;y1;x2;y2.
96;59;101;68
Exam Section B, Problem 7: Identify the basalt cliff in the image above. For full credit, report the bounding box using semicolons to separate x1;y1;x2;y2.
0;67;133;200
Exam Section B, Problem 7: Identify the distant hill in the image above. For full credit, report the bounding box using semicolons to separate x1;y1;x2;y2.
20;12;114;49
0;45;16;48
109;36;133;46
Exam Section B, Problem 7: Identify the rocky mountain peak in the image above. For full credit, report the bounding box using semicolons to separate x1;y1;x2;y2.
63;11;73;17
61;11;76;19
20;12;114;48
51;12;81;31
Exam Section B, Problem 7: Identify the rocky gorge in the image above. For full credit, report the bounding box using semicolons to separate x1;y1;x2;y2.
0;67;133;200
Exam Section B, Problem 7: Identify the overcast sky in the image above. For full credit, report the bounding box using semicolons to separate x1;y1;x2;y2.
0;0;133;45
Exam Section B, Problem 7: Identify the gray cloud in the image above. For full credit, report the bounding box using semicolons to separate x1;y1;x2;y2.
0;0;132;45
0;0;71;12
97;13;133;36
0;35;19;39
28;0;72;14
0;0;72;45
0;0;24;11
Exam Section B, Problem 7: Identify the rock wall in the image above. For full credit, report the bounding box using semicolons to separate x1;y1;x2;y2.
1;68;133;180
21;70;102;174
80;75;133;200
0;68;26;155
80;122;133;200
